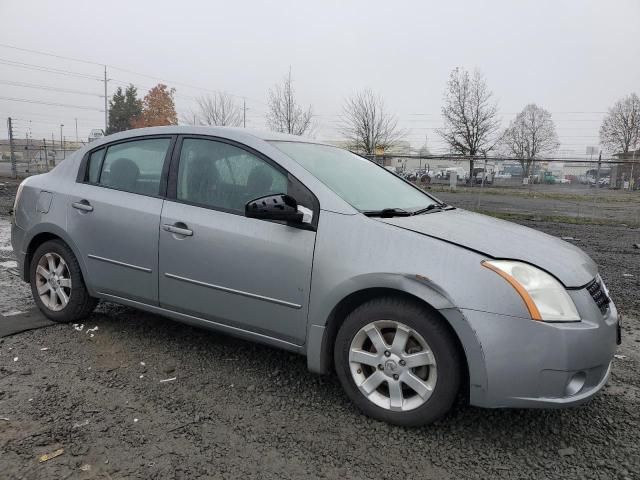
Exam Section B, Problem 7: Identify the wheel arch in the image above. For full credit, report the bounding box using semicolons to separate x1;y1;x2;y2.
308;277;487;398
307;287;470;385
23;224;90;290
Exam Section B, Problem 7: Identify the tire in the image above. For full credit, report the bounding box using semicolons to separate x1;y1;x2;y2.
334;297;462;426
29;239;98;323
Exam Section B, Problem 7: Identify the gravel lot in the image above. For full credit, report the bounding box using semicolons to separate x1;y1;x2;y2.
0;178;639;479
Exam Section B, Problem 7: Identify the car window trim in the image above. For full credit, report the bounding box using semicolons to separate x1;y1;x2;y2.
166;134;320;230
76;134;178;199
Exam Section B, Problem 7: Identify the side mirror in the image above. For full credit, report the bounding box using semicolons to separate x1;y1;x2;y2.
246;194;310;224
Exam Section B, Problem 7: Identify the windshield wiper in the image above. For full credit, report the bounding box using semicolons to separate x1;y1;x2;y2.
364;203;454;218
411;203;444;215
413;202;457;215
412;204;441;215
363;208;412;218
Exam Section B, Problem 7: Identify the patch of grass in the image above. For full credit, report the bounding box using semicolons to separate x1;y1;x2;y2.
471;209;640;227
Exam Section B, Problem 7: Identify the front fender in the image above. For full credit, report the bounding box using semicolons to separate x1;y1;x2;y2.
305;273;489;404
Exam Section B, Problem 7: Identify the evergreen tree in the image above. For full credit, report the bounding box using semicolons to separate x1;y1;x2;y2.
106;84;143;134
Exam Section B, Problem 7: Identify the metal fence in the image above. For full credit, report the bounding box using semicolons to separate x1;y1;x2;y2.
368;154;640;235
0;140;85;177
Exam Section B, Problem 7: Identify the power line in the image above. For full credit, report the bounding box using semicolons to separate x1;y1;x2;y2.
0;43;104;66
0;79;102;97
0;44;267;106
0;96;104;111
110;78;200;102
11;112;101;123
0;58;102;80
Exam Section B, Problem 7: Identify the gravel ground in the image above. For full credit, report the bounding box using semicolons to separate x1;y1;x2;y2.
1;179;639;479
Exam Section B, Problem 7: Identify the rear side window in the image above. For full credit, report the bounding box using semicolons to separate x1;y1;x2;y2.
88;138;171;196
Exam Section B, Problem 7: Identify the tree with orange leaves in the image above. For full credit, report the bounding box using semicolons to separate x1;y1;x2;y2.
131;84;178;128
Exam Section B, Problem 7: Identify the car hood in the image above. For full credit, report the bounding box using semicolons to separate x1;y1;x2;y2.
378;209;597;288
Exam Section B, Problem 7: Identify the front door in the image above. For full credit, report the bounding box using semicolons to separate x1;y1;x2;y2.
67;136;174;304
158;137;317;344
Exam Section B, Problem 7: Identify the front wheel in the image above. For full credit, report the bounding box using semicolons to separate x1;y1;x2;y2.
29;240;98;323
334;297;462;426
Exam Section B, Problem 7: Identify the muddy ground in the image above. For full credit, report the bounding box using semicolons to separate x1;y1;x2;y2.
0;178;639;479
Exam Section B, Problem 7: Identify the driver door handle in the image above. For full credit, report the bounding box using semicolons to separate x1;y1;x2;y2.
162;223;193;237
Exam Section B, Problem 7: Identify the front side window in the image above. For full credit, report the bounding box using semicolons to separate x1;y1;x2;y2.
177;138;287;212
90;138;171;196
271;142;438;212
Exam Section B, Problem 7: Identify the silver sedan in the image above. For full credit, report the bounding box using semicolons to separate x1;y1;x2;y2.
11;126;619;426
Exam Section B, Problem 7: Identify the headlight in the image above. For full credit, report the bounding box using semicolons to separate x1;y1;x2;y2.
482;260;580;322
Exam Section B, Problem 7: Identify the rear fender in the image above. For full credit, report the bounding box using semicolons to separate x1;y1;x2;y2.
22;223;93;295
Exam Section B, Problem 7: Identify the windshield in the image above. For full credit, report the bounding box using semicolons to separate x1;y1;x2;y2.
271;142;437;212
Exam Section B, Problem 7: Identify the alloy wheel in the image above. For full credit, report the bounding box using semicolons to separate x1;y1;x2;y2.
35;252;72;312
349;320;437;411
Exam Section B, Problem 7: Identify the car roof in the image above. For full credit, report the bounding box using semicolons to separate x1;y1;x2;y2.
95;126;329;146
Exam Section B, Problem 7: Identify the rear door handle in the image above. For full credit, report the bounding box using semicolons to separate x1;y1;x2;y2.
72;200;93;212
162;223;193;237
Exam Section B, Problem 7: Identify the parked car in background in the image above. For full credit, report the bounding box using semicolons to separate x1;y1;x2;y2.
494;172;512;180
472;167;493;184
415;170;432;184
402;171;417;182
542;172;557;184
599;176;611;187
434;167;464;181
501;163;524;178
12;126;620;426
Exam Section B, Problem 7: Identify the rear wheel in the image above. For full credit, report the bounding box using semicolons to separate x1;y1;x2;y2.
334;297;462;426
29;240;97;323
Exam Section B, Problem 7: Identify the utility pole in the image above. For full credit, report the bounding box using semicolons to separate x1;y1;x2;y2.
630;149;636;191
243;98;246;128
75;118;78;143
43;138;49;171
7;117;17;179
103;65;108;133
596;151;602;188
60;124;64;160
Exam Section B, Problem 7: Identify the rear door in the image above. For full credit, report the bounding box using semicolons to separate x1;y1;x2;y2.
68;136;174;304
158;136;318;345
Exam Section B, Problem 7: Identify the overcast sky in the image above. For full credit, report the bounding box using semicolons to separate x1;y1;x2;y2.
1;0;638;156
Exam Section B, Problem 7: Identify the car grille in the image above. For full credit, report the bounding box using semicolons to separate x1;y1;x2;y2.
586;277;610;315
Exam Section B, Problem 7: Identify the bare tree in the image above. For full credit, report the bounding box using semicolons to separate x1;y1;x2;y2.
502;104;559;177
437;68;501;179
340;89;405;155
266;70;313;136
599;93;640;154
192;93;243;127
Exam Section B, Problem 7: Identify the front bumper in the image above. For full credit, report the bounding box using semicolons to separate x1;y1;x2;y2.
462;288;618;408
